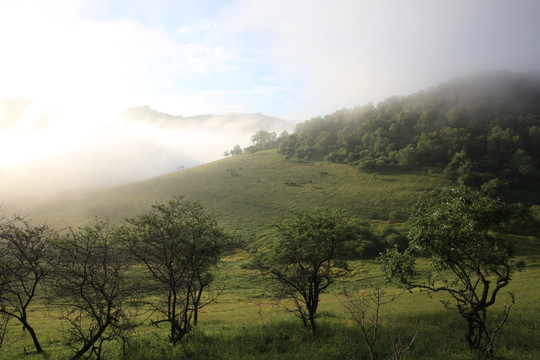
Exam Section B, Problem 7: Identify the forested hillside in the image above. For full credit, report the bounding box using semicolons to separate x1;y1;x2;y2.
278;71;540;192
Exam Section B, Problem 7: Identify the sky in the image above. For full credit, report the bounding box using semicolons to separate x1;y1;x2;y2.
1;0;540;202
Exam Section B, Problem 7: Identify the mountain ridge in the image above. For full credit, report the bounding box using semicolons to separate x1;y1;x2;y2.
123;105;292;132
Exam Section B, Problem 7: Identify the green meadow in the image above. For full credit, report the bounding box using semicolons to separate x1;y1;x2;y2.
3;150;540;359
3;255;539;359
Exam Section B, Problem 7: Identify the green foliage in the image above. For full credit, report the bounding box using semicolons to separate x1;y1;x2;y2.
227;130;283;156
407;185;527;269
224;144;243;156
250;130;278;151
277;71;540;190
381;184;530;356
252;209;359;333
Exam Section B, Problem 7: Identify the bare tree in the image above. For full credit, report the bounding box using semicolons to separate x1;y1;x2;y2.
0;216;58;354
52;220;136;360
341;285;417;360
0;312;9;350
120;196;228;344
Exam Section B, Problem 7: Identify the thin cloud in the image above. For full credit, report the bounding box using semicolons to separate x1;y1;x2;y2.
222;0;540;115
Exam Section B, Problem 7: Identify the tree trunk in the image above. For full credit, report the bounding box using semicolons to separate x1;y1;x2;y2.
71;324;108;360
308;309;317;335
23;321;43;353
308;290;319;335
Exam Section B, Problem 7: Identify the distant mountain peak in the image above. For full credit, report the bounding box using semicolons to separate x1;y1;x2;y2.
123;106;291;133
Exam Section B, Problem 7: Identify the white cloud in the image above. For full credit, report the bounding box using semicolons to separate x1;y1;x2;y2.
0;1;250;113
222;0;540;114
176;19;217;36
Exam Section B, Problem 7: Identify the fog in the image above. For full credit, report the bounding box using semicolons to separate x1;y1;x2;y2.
0;99;290;203
1;0;539;205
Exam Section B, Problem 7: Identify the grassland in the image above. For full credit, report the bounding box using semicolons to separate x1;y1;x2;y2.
3;149;539;359
2;254;539;359
16;150;448;234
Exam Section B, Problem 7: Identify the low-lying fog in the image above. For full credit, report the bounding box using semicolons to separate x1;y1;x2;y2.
0;98;291;204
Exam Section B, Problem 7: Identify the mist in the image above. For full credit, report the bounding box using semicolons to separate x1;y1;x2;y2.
0;98;290;204
1;1;539;206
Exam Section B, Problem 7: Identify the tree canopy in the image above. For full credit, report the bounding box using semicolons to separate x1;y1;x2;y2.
0;216;58;354
53;220;135;360
381;184;529;356
252;209;362;334
277;71;540;191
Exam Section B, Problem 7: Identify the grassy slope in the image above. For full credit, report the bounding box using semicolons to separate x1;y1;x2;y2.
3;150;539;359
21;150;446;234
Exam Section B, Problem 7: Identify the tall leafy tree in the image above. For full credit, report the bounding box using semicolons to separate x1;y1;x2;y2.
250;130;277;151
381;184;529;356
252;209;359;334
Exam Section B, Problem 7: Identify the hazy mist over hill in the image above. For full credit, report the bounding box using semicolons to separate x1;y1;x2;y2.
1;0;540;206
0;100;290;203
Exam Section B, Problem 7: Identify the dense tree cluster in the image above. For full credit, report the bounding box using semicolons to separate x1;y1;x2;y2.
278;71;540;190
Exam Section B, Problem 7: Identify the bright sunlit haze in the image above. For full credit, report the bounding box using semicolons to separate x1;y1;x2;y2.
1;0;540;202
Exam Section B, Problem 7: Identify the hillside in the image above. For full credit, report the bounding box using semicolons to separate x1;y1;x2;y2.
0;102;293;203
15;150;447;235
278;71;540;192
13;71;540;238
3;74;540;360
5;149;540;360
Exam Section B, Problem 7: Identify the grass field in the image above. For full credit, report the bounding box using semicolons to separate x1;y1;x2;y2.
2;254;539;360
2;150;539;359
12;150;448;234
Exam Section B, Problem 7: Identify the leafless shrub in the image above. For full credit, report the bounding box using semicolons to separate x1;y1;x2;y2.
0;215;59;353
340;285;417;360
52;220;137;360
